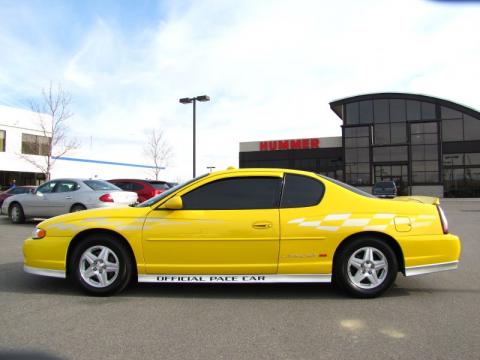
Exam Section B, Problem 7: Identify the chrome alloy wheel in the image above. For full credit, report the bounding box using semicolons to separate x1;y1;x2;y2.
79;245;120;288
347;247;388;289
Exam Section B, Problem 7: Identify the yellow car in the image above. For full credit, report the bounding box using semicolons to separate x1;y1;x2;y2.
23;168;461;298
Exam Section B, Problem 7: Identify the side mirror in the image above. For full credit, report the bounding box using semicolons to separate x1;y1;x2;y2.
162;196;183;210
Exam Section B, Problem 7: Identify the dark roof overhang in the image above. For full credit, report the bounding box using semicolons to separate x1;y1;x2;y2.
329;92;480;121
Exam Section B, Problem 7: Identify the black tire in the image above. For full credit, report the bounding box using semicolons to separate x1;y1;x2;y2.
334;236;398;298
71;233;133;296
9;203;25;224
70;204;87;212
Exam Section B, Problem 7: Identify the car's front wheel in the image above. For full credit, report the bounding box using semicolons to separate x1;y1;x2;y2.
334;237;398;298
9;203;25;224
71;234;133;296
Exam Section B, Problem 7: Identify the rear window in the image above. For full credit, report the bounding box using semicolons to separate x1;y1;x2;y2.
318;175;376;198
281;174;325;208
84;180;121;191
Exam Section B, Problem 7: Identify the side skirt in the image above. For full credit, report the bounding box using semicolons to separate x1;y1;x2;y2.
138;274;332;284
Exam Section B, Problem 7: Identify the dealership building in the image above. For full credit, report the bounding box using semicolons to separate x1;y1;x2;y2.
240;93;480;197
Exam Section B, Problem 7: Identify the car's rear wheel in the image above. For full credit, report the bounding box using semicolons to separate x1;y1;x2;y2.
334;237;398;298
9;203;25;224
70;204;86;212
71;234;132;296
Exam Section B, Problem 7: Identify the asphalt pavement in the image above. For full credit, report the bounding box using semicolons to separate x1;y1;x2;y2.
0;200;479;360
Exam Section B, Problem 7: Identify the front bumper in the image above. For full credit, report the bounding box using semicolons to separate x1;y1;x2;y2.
23;236;70;273
24;265;66;278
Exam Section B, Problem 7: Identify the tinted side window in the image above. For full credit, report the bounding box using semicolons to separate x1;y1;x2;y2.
54;180;79;193
37;181;57;194
182;177;282;210
281;174;325;208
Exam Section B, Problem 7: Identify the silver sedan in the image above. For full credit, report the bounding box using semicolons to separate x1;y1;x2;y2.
1;178;138;224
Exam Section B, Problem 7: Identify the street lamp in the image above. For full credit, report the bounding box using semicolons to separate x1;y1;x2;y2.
207;166;215;173
179;95;210;178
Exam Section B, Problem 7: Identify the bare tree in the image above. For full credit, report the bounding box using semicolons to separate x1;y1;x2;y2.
144;128;172;180
20;83;79;180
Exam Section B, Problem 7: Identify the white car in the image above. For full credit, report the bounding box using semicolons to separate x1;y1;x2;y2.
1;178;138;223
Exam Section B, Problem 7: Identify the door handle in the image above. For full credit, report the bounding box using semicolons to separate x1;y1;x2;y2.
252;222;272;229
65;196;72;199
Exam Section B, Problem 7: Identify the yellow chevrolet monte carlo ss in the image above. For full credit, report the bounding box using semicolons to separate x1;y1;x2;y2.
23;168;461;298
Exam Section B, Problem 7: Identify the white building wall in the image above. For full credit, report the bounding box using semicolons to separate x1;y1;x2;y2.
0;105;51;173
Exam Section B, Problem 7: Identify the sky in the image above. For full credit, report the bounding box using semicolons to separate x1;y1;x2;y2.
1;0;479;181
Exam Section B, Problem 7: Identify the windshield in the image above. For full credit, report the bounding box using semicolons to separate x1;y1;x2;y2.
318;175;376;198
136;174;209;208
84;180;121;191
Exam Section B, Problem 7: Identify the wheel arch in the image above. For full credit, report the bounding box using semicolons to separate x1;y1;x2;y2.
333;231;405;275
8;201;23;213
66;228;138;279
69;203;86;212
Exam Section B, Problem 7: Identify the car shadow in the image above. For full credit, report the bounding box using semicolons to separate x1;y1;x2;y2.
0;217;42;227
0;262;421;300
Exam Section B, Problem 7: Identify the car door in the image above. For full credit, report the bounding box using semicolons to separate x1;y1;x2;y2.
142;173;283;274
47;180;80;216
22;181;57;217
278;173;331;275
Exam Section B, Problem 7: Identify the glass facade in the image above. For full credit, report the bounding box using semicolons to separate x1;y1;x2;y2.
344;98;441;189
344;126;370;185
339;94;480;196
443;153;480;197
410;122;439;184
442;107;480;142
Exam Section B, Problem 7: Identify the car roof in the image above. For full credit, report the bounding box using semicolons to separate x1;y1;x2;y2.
47;178;108;182
209;167;317;177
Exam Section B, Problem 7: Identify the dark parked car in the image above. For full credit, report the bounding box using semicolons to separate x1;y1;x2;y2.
372;181;397;198
0;186;36;206
108;179;174;203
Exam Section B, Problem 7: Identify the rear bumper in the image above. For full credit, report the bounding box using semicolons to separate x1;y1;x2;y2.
405;260;458;276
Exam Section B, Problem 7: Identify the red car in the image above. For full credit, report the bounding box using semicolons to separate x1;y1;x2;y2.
108;179;174;203
0;186;36;207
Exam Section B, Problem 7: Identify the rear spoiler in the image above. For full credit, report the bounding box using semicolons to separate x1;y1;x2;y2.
392;196;440;205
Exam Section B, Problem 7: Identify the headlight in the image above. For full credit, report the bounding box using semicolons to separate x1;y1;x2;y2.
32;228;46;239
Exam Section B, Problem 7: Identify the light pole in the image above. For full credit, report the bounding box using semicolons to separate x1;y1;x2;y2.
179;95;210;178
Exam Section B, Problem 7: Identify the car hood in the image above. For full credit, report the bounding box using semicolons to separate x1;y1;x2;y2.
37;205;152;229
1;193;30;207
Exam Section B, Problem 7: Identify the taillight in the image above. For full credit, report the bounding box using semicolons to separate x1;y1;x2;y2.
99;194;114;202
437;205;449;234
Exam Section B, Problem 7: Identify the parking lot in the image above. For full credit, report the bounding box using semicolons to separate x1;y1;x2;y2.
0;200;479;360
